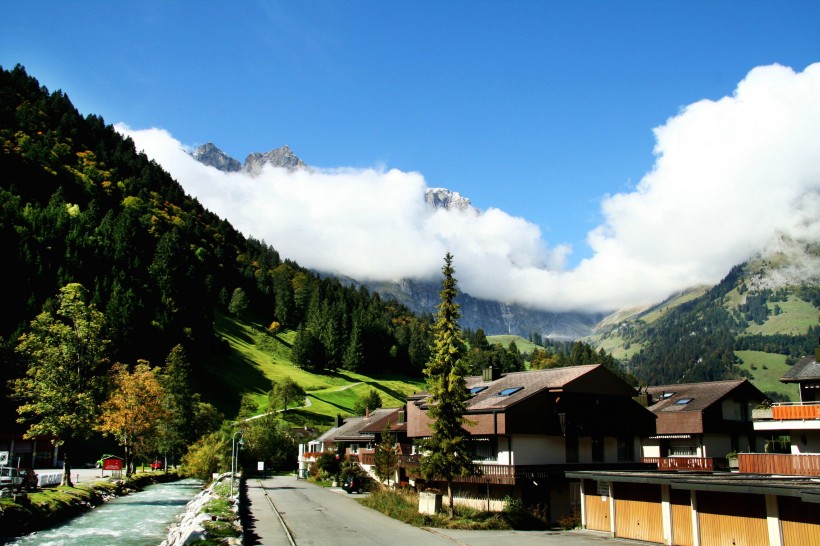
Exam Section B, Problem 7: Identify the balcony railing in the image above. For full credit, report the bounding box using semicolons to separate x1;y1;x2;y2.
738;453;820;476
771;402;820;421
398;456;652;485
640;457;729;472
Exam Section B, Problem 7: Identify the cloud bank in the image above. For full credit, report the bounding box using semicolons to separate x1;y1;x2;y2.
117;63;820;313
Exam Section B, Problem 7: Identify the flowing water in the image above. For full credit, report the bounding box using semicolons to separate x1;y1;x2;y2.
6;478;203;546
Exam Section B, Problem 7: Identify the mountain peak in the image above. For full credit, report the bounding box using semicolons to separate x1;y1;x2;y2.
424;188;473;212
191;142;241;172
243;145;307;175
190;143;307;175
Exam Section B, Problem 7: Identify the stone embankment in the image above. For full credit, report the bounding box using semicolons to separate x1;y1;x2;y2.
161;472;242;546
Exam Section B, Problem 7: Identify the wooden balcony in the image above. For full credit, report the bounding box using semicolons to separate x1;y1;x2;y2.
771;403;820;421
641;457;730;472
738;453;820;476
358;452;375;465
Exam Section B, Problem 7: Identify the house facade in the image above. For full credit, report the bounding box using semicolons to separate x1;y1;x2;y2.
639;379;767;471
404;364;657;520
749;347;820;476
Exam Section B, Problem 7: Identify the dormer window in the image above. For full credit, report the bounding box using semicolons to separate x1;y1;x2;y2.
495;387;523;397
675;398;693;405
470;386;488;395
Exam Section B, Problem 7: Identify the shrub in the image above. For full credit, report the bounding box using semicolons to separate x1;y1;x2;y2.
557;509;581;530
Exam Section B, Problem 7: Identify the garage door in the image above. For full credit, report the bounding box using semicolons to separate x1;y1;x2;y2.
779;496;820;546
697;491;768;546
613;482;663;544
671;488;694;546
583;479;610;532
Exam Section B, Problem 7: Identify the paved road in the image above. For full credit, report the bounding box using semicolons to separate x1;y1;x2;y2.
241;474;653;546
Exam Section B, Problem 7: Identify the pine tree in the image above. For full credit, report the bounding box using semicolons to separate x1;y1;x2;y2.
418;253;475;517
373;422;399;486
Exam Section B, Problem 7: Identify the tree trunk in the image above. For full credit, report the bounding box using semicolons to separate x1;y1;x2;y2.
447;480;454;517
61;446;73;487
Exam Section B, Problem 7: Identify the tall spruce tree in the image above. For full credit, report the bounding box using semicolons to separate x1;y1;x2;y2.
418;253;475;517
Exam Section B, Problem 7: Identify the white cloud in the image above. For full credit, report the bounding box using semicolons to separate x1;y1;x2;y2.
116;62;820;313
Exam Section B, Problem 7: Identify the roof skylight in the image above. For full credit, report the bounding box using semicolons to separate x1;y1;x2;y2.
675;398;693;405
495;387;523;397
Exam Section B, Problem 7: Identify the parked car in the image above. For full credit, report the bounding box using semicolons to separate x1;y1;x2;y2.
0;467;36;492
341;475;365;494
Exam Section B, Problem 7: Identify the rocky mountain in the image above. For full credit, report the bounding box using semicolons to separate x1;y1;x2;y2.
363;277;604;339
243;145;306;175
190;143;306;175
425;187;473;211
191;143;242;172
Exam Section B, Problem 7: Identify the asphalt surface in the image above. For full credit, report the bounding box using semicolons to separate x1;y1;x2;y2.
240;474;655;546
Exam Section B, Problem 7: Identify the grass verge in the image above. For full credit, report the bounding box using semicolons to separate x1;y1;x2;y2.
356;487;551;531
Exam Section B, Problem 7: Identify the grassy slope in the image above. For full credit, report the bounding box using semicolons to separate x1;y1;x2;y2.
200;312;425;429
729;294;817;402
487;335;539;354
734;350;798;401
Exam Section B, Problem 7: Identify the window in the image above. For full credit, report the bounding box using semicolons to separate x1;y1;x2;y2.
591;436;604;462
469;437;497;462
470;386;488;395
495;387;523;396
675;398;693;405
565;435;579;463
617;437;634;461
669;445;697;457
659;392;675;399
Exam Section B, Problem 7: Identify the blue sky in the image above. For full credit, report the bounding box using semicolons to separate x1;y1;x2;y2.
3;1;820;312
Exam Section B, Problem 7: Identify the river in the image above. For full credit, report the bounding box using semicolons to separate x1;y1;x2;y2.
6;478;203;546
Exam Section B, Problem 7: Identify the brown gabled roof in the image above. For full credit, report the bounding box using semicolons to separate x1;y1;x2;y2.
645;379;761;414
415;364;638;413
359;407;407;434
781;354;820;383
316;407;397;443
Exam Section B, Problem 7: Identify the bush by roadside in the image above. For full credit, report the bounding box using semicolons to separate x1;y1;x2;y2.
356;486;551;531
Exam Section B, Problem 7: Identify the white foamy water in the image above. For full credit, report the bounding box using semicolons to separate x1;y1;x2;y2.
6;478;203;546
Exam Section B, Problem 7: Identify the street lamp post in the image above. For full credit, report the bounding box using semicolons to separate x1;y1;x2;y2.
230;430;244;499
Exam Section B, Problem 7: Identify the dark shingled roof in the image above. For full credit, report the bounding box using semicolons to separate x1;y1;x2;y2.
414;364;638;412
359;407;407;434
781;354;820;382
645;379;753;414
315;407;397;443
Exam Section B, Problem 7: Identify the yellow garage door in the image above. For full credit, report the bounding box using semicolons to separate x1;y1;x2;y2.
779;495;820;546
671;488;694;546
613;482;663;544
583;479;610;532
697;491;768;546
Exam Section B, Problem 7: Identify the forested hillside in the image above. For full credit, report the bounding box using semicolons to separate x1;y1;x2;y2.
589;262;820;400
0;64;435;427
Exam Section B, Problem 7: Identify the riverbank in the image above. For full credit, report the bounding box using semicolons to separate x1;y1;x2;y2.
161;472;242;546
0;469;184;539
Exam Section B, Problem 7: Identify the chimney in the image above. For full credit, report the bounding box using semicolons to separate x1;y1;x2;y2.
482;366;501;382
365;408;370;418
398;409;406;425
816;337;820;363
335;414;342;428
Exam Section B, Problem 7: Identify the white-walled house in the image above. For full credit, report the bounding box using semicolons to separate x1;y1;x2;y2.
404;364;656;522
